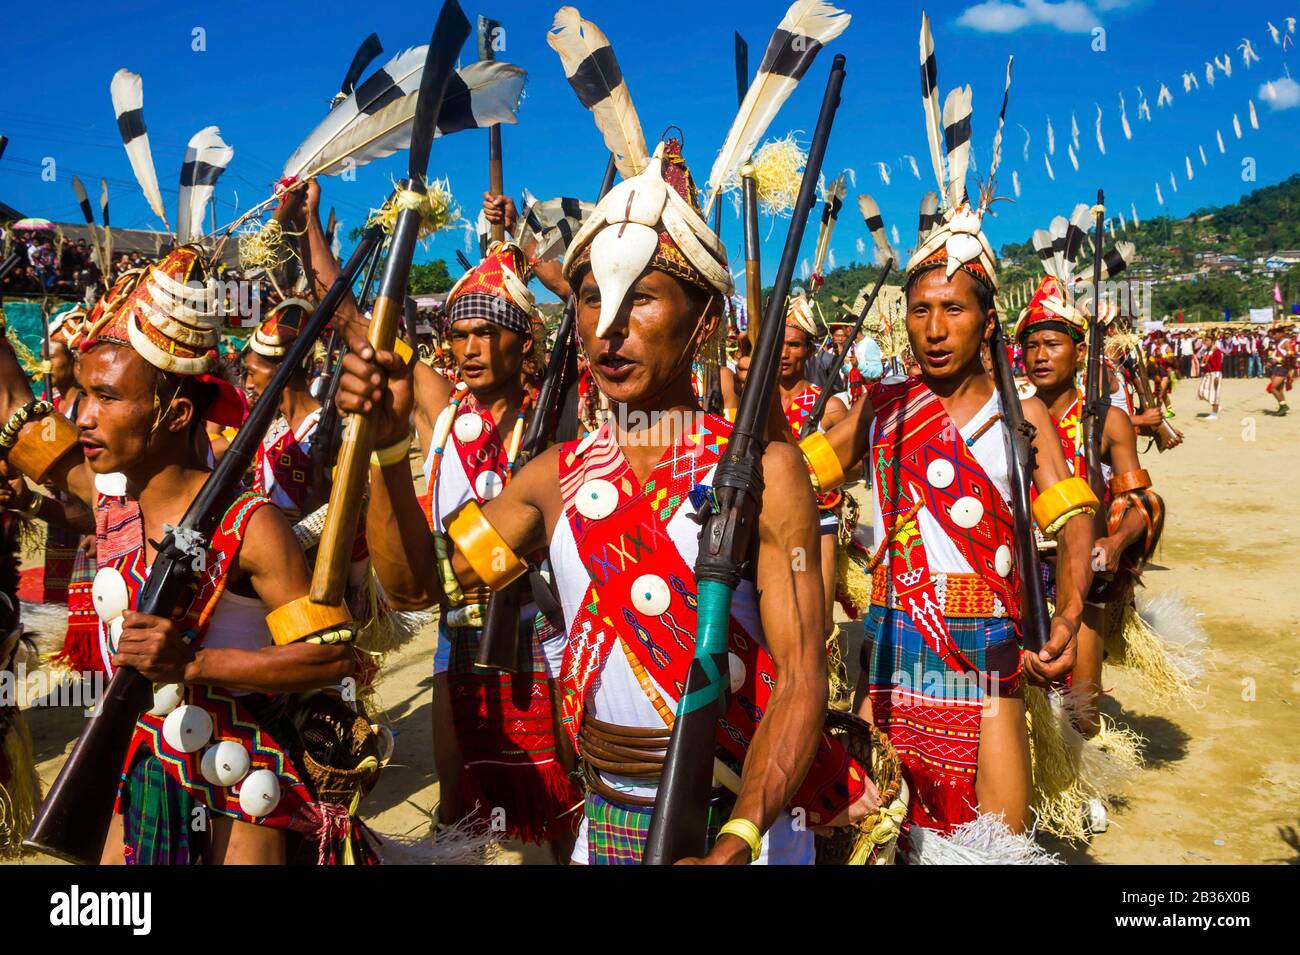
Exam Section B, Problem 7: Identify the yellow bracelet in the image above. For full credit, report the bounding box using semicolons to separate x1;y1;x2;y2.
799;431;845;494
445;500;527;591
1031;475;1099;538
371;436;412;468
717;818;763;863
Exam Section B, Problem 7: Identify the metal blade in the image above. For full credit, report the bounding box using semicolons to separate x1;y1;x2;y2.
734;32;749;108
339;33;383;97
408;0;472;185
478;15;502;62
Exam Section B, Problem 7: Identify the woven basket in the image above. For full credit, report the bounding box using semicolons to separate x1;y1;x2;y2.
298;694;386;805
814;711;907;865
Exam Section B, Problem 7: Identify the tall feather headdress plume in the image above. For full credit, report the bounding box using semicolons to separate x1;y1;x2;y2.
547;6;648;181
703;0;851;217
980;55;1013;214
177;127;233;244
282;49;526;181
915;191;939;248
857;194;895;267
810;172;847;282
99;179;113;268
919;12;947;195
941;86;973;209
517;190;594;266
110;69;168;231
70;176;103;270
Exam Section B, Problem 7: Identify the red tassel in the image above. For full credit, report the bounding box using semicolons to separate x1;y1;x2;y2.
458;759;580;845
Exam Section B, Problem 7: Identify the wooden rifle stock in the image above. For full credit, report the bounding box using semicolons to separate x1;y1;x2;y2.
22;227;384;864
742;169;761;349
643;54;847;864
988;320;1051;656
798;265;891;439
1081;192;1107;502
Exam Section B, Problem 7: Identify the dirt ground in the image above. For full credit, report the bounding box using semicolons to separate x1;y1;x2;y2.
7;376;1298;865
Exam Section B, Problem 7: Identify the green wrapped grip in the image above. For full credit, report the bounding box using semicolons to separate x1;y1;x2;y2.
676;579;734;716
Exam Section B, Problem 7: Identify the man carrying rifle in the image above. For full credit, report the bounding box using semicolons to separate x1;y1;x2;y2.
805;25;1098;842
779;293;849;634
0;247;360;864
294;178;580;851
338;138;872;865
1017;276;1164;737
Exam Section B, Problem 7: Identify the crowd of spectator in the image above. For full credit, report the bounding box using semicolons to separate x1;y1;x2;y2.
1146;327;1283;379
0;226;160;299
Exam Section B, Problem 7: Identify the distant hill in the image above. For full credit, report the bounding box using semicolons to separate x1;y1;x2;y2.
802;175;1300;323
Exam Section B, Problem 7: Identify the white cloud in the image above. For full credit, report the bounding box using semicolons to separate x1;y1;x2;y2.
1260;76;1300;110
957;0;1100;33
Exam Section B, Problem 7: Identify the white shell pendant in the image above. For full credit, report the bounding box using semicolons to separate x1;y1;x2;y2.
926;458;955;489
93;471;128;497
1015;378;1037;400
200;741;251;787
474;470;504;501
575;479;618;521
950;495;985;529
630;574;671;617
238;769;281;818
728;653;746;694
148;683;185;717
453;412;484;444
106;617;125;656
995;544;1014;577
91;567;129;623
162;704;213;754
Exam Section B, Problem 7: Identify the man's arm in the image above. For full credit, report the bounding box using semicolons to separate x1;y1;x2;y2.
819;391;876;470
702;441;845;865
1021;395;1093;683
286;181;367;343
113;506;355;693
1095;407;1150;571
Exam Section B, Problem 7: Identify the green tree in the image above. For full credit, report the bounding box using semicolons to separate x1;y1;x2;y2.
408;259;453;294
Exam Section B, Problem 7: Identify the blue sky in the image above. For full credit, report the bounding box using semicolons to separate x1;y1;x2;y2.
2;0;1297;296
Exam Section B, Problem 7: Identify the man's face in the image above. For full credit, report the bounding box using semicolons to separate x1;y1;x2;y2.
49;342;75;384
1022;328;1080;391
780;325;812;379
447;316;529;393
905;268;992;381
75;345;176;474
575;267;714;407
242;350;276;406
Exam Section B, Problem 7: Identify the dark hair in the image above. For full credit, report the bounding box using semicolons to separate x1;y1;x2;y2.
904;265;996;317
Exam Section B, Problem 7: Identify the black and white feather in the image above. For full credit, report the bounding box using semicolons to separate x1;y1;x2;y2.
517;190;593;265
335;33;383;106
547;6;648;181
916;191;939;248
703;0;851;216
110;68;168;230
857;194;895;267
919;13;946;203
177;127;233;244
811;172;847;277
283;49;526;181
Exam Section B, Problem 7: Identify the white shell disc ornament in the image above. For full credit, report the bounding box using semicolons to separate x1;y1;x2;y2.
575;479;618;520
453;412;484;443
148;683;185;717
728;653;746;694
630;574;671;617
92;566;129;622
475;470;504;501
162;704;213;753
926;459;955;489
238;769;281;818
950;496;985;529
995;544;1014;578
201;740;251;787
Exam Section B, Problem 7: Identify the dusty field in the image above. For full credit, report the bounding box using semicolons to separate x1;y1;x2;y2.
7;376;1297;865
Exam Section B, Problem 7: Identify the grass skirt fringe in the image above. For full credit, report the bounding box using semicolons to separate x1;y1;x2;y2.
907;813;1062;864
1025;685;1144;843
1104;590;1207;707
0;710;40;857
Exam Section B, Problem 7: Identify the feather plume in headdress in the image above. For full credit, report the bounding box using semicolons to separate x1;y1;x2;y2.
100;178;112;268
70;176;102;270
811;172;847;280
547;6;648;180
110;69;168;230
703;0;851;216
857;194;894;267
920;12;947;192
177;127;233;244
916;191;939;248
283;50;526;181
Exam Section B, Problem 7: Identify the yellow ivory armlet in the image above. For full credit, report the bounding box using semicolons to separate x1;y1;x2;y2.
445;499;526;591
1031;476;1100;538
8;412;80;484
265;595;352;646
799;431;845;494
